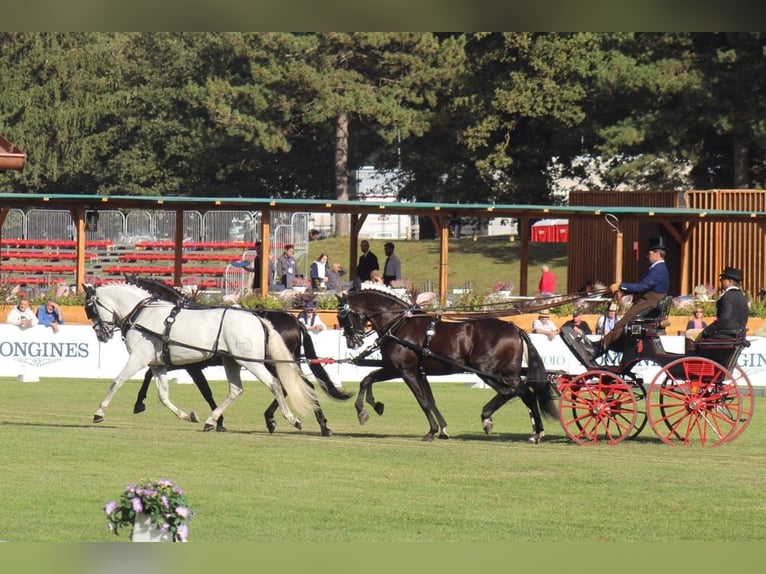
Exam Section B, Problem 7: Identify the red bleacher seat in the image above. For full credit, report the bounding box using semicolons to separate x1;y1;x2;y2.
1;251;96;260
1;264;76;273
1;277;49;285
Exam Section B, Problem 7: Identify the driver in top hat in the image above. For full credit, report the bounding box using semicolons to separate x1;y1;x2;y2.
600;236;669;354
698;266;749;340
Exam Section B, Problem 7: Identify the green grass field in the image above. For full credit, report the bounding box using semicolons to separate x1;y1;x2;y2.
0;377;763;543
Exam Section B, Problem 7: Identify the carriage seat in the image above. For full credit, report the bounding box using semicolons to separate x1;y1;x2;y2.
624;295;673;337
632;295;674;322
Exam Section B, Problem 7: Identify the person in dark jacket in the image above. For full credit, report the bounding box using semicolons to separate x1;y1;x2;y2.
701;266;749;339
356;239;379;285
601;236;670;353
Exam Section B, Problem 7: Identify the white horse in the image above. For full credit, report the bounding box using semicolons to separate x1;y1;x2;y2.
83;282;317;431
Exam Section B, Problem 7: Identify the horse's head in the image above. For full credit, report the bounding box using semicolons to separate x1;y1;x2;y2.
83;283;116;343
84;282;153;343
336;293;366;349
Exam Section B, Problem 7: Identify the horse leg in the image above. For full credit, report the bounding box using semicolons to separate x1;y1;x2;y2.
188;365;224;431
133;368;153;414
418;371;450;439
400;370;442;442
203;359;244;432
520;390;545;444
264;399;279;434
153;368;199;423
355;367;395;425
479;392;514;435
94;359;148;423
303;379;333;436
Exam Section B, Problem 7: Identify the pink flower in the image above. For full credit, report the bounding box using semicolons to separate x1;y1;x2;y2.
175;506;190;519
130;497;144;513
104;500;118;515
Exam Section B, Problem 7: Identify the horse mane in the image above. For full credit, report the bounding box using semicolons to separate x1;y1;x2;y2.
100;281;153;298
359;282;413;305
125;275;187;304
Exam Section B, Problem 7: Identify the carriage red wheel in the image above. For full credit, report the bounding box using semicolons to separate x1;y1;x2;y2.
720;364;754;443
647;357;743;446
558;370;638;446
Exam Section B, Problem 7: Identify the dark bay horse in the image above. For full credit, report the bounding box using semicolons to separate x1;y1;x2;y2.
337;284;558;442
127;276;352;435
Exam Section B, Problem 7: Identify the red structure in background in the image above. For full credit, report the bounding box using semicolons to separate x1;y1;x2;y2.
0;135;26;171
531;219;569;243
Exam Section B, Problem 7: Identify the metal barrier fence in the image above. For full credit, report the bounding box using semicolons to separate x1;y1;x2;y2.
2;209;303;246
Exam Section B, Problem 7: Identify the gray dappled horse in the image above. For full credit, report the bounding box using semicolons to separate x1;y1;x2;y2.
84;282;317;431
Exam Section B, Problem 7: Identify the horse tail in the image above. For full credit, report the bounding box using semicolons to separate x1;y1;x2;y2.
518;328;558;420
297;322;353;401
261;318;319;417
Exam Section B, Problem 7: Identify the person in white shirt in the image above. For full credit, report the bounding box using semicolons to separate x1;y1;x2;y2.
298;303;326;334
596;304;619;336
531;309;558;340
310;253;329;290
6;298;39;329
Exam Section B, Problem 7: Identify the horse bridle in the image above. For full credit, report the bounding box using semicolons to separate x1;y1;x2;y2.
83;286;152;343
337;296;417;350
337;301;369;348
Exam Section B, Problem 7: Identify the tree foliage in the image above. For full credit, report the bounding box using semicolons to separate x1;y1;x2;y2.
1;32;765;203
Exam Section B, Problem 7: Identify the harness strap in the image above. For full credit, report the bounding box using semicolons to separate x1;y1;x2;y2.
161;303;183;365
421;314;441;357
120;297;155;339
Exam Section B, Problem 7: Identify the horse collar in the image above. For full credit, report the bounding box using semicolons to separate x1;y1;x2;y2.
119;297;155;338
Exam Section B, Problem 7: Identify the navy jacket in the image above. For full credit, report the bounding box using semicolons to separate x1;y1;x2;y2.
620;260;669;295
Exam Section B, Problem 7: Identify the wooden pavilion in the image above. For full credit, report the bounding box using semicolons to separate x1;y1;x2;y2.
1;191;765;301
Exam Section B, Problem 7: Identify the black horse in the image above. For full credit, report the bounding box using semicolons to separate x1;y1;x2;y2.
127;276;352;435
337;284;558;442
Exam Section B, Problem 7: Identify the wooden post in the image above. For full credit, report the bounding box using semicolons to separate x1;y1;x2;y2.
261;209;271;295
614;231;623;285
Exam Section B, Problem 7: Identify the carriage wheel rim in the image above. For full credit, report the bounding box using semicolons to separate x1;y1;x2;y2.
647;357;744;446
558;371;637;446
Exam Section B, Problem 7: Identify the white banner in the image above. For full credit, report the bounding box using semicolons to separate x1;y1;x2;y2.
1;324;764;387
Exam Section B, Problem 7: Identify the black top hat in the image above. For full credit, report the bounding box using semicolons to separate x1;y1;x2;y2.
719;266;743;283
304;301;316;310
646;236;667;252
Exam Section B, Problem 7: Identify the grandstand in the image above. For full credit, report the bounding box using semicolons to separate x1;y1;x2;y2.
0;208;310;296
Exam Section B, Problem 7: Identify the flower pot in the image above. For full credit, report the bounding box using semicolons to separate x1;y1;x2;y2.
131;512;172;542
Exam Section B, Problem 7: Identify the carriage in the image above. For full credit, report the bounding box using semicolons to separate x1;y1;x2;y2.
555;295;755;446
337;284;755;447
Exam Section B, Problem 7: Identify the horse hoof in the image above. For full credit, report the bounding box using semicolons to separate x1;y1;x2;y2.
422;434;435;442
216;425;227;432
321;428;333;437
528;435;541;444
266;419;277;434
203;423;215;432
133;403;146;414
93;415;104;424
294;419;303;431
374;402;385;416
358;410;369;426
189;412;199;423
482;418;493;434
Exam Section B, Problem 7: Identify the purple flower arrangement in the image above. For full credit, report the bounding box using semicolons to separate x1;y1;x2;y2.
104;478;193;542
